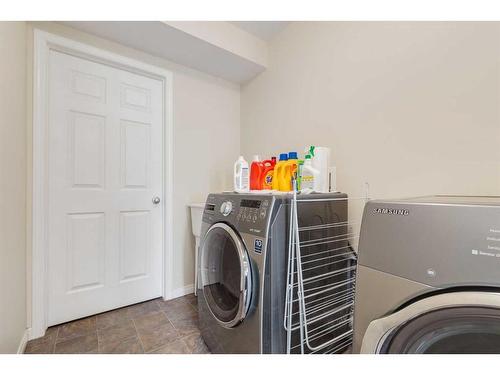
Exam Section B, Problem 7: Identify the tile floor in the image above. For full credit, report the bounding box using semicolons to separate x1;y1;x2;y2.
24;294;210;354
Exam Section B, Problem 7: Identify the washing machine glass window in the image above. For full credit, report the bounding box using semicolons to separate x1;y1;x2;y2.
200;222;252;328
381;306;500;354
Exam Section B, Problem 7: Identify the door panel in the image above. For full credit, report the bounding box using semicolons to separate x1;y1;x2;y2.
69;111;106;189
71;70;106;102
48;50;164;325
120;83;151;112
119;210;150;283
120;119;150;189
66;212;106;293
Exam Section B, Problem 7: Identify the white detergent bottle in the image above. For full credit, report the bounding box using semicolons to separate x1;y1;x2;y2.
234;156;249;192
301;154;320;192
308;146;330;193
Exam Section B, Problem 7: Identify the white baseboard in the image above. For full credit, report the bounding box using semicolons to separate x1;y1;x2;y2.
168;284;195;300
28;326;45;341
17;329;30;354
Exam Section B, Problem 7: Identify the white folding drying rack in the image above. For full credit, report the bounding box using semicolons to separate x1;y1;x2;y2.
284;182;369;354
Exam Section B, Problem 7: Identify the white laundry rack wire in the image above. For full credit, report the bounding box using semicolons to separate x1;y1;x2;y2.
283;182;369;354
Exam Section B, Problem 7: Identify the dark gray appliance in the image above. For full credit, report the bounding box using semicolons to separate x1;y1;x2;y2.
353;195;500;354
197;192;351;353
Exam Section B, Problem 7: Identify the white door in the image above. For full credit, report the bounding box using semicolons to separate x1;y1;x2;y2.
48;50;164;325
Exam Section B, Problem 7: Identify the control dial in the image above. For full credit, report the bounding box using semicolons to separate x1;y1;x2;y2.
220;201;233;216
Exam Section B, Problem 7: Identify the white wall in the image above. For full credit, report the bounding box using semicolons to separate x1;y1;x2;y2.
0;21;27;353
242;22;500;211
25;22;240;329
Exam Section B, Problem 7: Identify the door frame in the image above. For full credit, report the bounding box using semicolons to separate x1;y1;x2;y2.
31;29;174;339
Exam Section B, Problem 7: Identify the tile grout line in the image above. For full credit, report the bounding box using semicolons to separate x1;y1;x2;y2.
145;301;182;353
162;310;181;337
144;310;185;354
131;317;146;354
161;308;200;354
95;323;100;354
162;305;196;338
123;299;163;353
156;298;172;324
53;326;60;354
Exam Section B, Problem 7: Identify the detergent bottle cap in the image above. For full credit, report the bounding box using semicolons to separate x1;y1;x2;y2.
288;152;298;160
252;155;260;162
279;153;288;161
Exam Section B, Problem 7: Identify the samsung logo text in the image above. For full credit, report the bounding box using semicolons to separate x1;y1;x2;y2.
373;208;409;216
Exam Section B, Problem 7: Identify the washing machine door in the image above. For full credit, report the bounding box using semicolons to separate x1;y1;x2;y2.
200;222;253;328
361;292;500;354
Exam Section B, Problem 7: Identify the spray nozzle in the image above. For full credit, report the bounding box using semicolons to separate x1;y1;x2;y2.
309;145;315;157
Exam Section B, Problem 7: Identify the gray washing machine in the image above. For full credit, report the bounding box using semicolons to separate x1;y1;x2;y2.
197;192;350;354
353;195;500;354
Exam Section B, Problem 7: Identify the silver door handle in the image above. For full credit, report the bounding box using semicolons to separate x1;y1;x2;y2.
152;196;161;204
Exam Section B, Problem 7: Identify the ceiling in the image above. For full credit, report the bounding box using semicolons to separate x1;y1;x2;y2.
230;21;290;41
61;21;290;83
61;21;269;83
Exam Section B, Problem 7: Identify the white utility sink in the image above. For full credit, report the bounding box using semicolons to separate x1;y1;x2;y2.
189;202;205;295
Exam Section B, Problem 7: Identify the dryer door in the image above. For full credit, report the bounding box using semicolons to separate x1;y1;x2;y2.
200;222;253;328
361;292;500;353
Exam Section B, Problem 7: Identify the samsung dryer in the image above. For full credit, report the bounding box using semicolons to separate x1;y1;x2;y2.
197;192;350;354
353;196;500;354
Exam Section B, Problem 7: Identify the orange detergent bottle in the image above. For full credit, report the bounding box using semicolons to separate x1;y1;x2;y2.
250;155;262;190
251;156;276;190
261;157;276;190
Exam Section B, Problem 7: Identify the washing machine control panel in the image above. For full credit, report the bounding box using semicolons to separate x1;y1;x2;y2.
203;194;274;235
237;198;270;224
234;197;274;235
